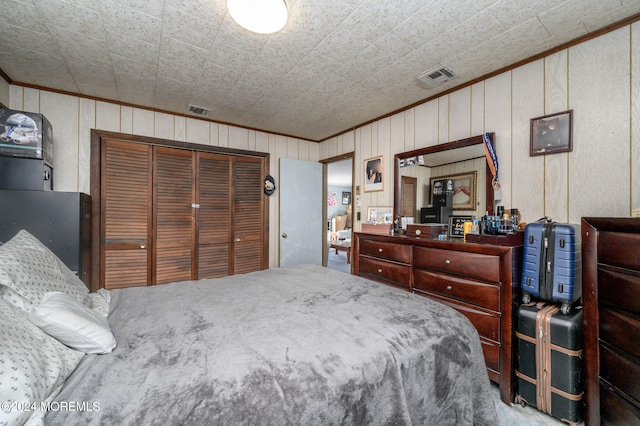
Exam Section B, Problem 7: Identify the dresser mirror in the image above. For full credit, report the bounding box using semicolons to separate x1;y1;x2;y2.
393;133;495;223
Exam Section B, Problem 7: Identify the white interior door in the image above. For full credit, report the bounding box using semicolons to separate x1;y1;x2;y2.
279;158;323;267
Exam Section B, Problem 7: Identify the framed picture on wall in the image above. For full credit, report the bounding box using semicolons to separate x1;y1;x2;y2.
342;191;351;205
530;110;573;156
364;155;384;192
430;171;477;210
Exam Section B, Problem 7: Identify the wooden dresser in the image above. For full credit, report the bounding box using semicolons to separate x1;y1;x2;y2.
582;217;640;425
353;232;522;405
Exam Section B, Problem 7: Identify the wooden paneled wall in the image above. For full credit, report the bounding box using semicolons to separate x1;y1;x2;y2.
321;23;639;228
6;87;319;268
0;77;9;107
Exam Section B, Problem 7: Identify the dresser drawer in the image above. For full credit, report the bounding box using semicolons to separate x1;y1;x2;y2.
359;256;411;289
599;266;640;316
599;231;640;272
600;343;640;404
480;337;500;373
413;269;500;311
360;239;411;264
600;381;640;425
599;308;640;360
413;246;500;283
417;292;500;341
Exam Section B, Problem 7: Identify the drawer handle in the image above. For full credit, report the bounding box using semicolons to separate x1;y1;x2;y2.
378;248;383;253
445;259;451;264
377;269;383;273
140;244;146;249
446;285;452;291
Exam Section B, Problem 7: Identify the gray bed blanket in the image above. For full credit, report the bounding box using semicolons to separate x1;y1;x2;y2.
46;265;497;425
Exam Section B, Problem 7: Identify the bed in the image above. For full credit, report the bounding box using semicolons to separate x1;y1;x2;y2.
0;231;497;425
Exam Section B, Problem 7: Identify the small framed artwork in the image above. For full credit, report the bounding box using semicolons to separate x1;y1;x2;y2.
367;206;393;224
430;171;477;210
327;191;337;207
449;215;473;238
342;191;352;205
530;109;573;156
364;155;384;192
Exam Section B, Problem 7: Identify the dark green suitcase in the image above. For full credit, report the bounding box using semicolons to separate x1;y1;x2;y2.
515;303;584;424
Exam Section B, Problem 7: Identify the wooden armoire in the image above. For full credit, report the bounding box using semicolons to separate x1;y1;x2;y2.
90;130;269;291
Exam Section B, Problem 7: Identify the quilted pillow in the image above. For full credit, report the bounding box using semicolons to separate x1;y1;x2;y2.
30;292;116;354
0;298;85;425
0;230;89;311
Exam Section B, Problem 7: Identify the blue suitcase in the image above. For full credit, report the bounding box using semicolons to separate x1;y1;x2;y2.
521;220;582;314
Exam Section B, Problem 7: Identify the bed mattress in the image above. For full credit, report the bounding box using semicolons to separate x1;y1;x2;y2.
46;264;497;425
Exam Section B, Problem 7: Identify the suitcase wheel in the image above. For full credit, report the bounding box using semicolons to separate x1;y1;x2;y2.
561;303;571;315
522;293;531;304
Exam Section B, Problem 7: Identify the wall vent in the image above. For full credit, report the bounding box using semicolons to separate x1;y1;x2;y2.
187;104;212;117
416;66;458;89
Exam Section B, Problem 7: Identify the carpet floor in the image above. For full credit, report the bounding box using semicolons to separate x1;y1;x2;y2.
326;247;351;274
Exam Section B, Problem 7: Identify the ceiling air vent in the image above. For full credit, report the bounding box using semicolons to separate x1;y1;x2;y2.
187;104;212;117
416;66;458;89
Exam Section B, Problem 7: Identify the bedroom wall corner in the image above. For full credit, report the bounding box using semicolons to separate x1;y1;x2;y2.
320;21;640;227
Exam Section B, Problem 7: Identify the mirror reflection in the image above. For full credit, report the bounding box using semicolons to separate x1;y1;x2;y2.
394;135;493;225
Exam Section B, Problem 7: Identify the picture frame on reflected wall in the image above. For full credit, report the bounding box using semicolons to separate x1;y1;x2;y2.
430;171;477;210
530;110;573;156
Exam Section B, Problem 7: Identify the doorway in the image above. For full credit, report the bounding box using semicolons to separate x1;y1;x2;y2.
322;153;354;273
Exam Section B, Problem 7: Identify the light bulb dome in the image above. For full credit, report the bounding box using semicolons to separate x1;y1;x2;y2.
227;0;288;34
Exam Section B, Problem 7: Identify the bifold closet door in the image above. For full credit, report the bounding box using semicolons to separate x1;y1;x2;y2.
196;152;232;278
101;139;152;289
232;156;266;274
154;147;196;285
98;137;268;289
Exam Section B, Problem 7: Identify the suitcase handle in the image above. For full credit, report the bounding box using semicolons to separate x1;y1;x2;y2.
536;216;554;224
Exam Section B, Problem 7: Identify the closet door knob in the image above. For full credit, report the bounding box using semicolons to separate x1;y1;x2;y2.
140;244;146;249
235;238;241;242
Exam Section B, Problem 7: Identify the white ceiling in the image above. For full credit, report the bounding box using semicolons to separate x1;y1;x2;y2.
1;0;638;141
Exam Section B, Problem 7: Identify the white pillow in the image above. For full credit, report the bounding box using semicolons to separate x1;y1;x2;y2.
0;230;90;311
0;299;84;425
30;292;117;354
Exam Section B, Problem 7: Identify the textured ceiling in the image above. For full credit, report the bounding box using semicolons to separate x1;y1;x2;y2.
1;0;639;141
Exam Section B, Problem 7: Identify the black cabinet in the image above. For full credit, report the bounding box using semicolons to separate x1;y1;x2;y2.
0;190;91;287
0;157;53;190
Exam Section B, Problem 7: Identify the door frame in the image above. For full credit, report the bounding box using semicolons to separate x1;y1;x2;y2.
320;152;355;268
90;129;270;292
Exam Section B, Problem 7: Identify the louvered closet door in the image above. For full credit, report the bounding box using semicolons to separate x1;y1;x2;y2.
232;156;265;274
154;147;195;285
102;140;152;290
196;152;232;279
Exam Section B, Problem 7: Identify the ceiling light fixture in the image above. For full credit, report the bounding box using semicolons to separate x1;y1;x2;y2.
227;0;288;34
